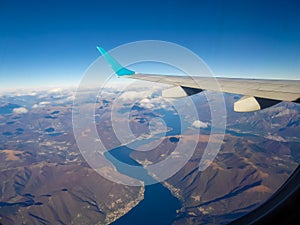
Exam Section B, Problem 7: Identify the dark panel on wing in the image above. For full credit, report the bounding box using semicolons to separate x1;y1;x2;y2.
181;86;203;96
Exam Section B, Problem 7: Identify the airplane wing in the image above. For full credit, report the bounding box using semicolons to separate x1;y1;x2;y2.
97;46;300;112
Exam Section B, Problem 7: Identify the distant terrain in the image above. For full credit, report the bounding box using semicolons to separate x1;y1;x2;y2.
0;86;299;224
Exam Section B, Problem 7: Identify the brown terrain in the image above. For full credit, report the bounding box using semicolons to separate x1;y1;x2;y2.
130;95;300;224
0;89;299;224
0;92;144;225
0;161;143;225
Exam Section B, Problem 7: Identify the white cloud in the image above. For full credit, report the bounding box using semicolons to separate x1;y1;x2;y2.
28;92;37;96
135;96;176;111
16;91;37;96
98;85;176;111
192;120;208;128
39;101;51;105
32;101;51;108
66;94;75;101
13;107;28;114
118;91;151;101
48;88;62;93
139;98;154;109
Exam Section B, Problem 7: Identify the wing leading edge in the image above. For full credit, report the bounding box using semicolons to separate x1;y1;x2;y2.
97;46;300;112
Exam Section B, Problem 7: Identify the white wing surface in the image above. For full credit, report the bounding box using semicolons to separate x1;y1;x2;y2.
98;46;300;112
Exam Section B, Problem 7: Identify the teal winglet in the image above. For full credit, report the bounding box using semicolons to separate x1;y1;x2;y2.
97;46;135;76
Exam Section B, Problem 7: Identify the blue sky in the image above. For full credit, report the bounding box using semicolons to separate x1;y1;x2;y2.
0;0;300;89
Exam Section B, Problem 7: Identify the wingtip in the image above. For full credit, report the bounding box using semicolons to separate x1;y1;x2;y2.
96;46;106;55
96;45;135;76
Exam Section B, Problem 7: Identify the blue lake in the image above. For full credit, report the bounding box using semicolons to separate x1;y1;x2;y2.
107;109;182;225
106;145;181;225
